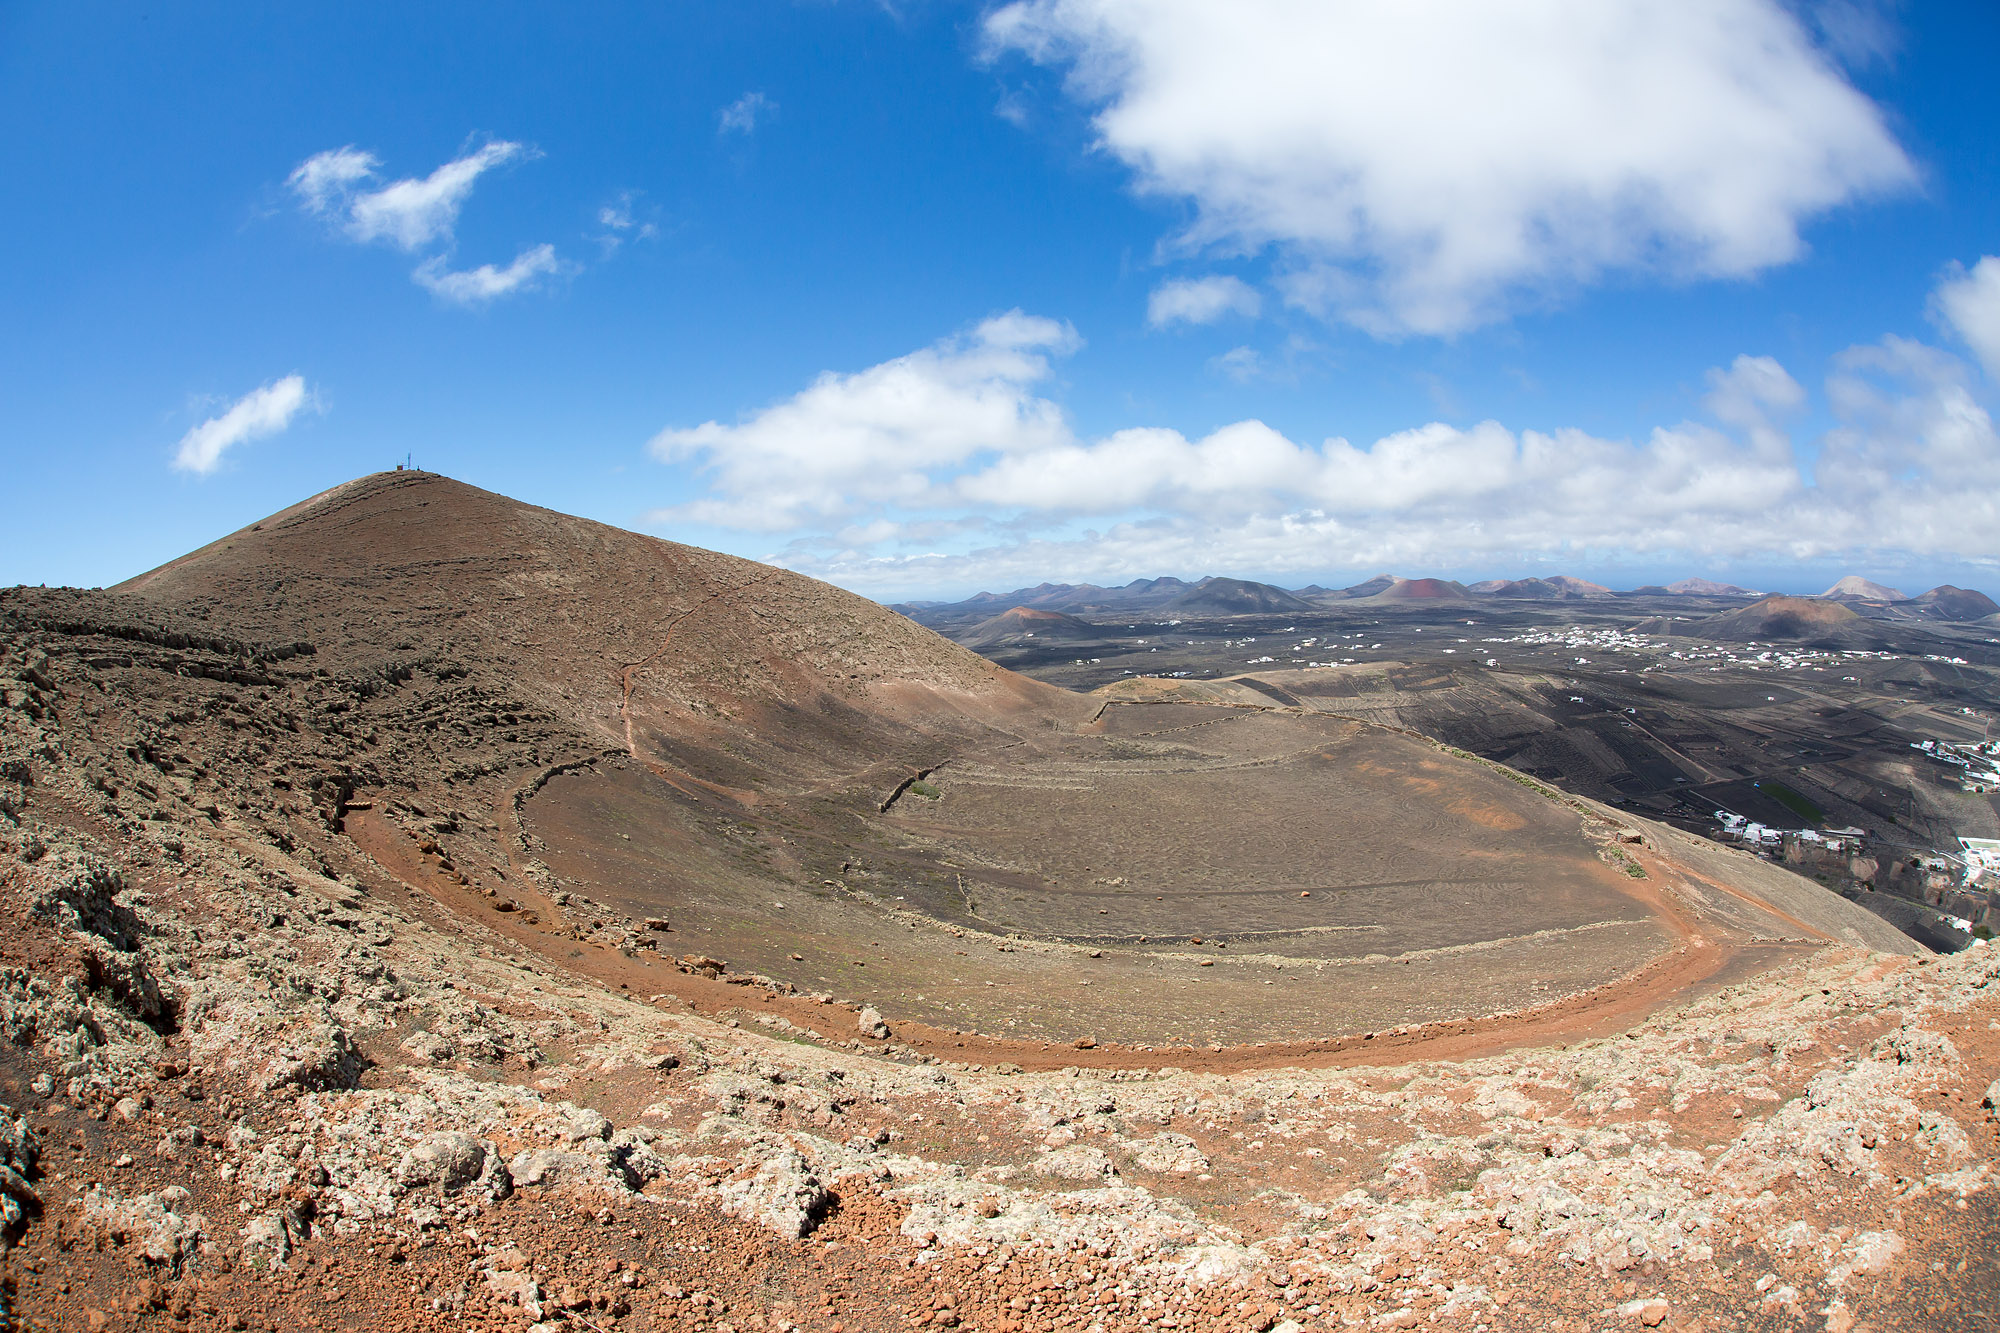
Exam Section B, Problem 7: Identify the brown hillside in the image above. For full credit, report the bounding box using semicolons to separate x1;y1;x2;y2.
118;470;1077;798
957;604;1102;649
1697;592;1860;640
4;471;1986;1333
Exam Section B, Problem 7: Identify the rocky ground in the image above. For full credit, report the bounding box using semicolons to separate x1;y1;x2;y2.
1;479;1996;1332
4;634;1998;1333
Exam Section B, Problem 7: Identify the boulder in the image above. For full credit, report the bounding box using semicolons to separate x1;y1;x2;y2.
396;1132;488;1190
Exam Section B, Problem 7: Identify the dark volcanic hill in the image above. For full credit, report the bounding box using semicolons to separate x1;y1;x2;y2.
1160;576;1313;616
1335;573;1400;598
1906;584;2000;621
1468;576;1611;600
957;605;1102;649
1649;593;1868;645
1664;577;1759;597
1470;577;1561;599
1544;575;1613;598
897;576;1194;624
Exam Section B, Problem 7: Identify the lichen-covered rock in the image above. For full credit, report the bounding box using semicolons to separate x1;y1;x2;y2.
239;1202;309;1269
557;1105;612;1142
81;1185;206;1272
1872;1029;1959;1068
399;1030;453;1064
508;1145;635;1195
1828;1230;1904;1288
0;1105;38;1181
24;847;139;949
0;1158;37;1237
258;1021;362;1092
1126;1132;1208;1174
610;1126;669;1187
482;1267;543;1320
716;1146;829;1237
1034;1144;1118;1181
396;1132;488;1190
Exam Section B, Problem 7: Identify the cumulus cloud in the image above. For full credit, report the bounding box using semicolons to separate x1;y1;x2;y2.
719;92;777;135
289;141;526;250
647;309;2000;596
648;312;1079;530
1933;256;2000;382
1147;275;1260;328
414;244;567;305
1702;353;1807;462
984;0;1914;335
172;375;312;475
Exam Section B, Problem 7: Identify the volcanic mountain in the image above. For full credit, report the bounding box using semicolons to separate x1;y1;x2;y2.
956;605;1102;650
1821;575;1906;602
1159;576;1313;616
1468;577;1560;599
1352;575;1474;605
59;470;1911;1048
1905;584;2000;621
1334;573;1400;598
7;467;1985;1332
1641;593;1867;646
1469;575;1611;601
1664;576;1759;596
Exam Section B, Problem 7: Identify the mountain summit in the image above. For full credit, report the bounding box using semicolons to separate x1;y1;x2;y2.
1820;575;1906;601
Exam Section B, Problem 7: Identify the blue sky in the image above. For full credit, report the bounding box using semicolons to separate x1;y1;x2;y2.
5;1;1999;601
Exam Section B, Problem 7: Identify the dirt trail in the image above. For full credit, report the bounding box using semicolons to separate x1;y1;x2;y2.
349;804;1806;1074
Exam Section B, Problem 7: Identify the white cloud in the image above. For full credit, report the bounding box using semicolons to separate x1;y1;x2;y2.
172;375;311;475
287;146;377;215
413;244;566;305
346;141;525;250
1702;353;1806;460
289;140;526;251
719;92;777;136
1807;0;1903;68
648;312;1079;530
594;191;661;255
1933;256;2000;382
287;140;572;303
985;0;1914;335
1147;275;1260;328
647;308;2000;597
1210;346;1263;382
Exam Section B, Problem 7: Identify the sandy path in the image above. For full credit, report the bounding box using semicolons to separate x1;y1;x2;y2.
347;806;1815;1074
